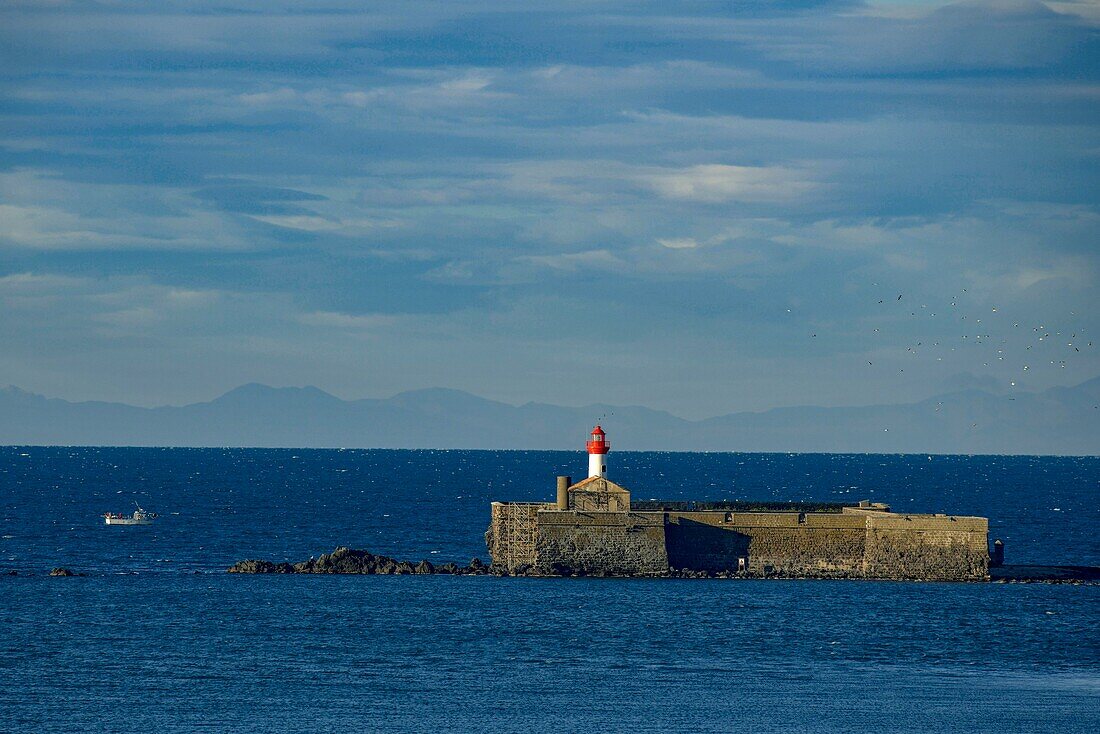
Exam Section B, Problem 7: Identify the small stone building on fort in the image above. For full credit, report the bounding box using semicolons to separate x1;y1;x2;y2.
486;426;990;581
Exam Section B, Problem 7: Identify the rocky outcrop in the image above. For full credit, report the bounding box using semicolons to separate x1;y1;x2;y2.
227;547;1099;584
227;559;294;574
228;547;490;575
48;567;82;577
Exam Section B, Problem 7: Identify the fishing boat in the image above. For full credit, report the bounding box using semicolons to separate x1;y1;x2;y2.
103;506;157;526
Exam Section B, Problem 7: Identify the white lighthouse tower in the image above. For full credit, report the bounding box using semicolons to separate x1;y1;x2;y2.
586;425;610;478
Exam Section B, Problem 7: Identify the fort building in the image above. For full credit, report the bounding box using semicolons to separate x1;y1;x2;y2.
486;426;991;581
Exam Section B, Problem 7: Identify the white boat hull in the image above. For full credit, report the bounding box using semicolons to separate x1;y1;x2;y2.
104;517;154;525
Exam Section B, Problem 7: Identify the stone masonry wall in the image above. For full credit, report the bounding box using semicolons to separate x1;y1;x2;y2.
570;490;630;512
863;514;988;581
535;511;668;575
489;505;989;580
667;512;867;576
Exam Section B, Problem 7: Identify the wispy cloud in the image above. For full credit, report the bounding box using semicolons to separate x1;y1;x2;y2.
295;310;402;336
644;164;818;203
657;237;699;249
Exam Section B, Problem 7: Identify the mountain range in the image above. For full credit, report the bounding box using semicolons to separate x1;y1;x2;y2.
1;378;1098;455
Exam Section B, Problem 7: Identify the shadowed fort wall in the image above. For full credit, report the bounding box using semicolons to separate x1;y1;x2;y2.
665;512;868;576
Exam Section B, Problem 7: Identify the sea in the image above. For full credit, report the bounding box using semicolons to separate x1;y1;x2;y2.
1;447;1097;733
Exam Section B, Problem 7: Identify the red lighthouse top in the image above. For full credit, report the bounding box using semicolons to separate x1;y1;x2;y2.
586;425;610;454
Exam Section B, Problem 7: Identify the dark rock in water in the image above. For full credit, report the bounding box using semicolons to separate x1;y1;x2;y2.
227;549;1100;582
451;557;489;576
228;559;294;574
227;547;490;576
7;570;18;576
233;547;1013;581
49;568;75;577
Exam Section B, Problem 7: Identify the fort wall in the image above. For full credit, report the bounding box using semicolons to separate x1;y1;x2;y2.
536;511;667;575
488;426;991;580
862;513;989;581
666;511;868;576
486;502;555;574
487;506;989;581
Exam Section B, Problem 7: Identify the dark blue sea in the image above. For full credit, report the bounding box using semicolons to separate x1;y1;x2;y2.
1;448;1097;733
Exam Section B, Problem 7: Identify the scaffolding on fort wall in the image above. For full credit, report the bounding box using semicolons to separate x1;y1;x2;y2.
491;502;551;571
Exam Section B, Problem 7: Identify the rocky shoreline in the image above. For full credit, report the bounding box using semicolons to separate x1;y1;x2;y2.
9;552;1095;583
225;547;1100;584
227;547;491;575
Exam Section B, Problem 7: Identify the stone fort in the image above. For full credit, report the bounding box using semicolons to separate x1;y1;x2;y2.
486;427;990;581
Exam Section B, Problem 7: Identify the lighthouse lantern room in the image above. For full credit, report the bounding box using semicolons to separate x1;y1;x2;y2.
586;425;610;478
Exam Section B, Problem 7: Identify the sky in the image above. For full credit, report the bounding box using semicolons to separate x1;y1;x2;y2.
1;0;1098;418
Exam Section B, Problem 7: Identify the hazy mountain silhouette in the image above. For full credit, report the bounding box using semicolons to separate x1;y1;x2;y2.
1;378;1098;455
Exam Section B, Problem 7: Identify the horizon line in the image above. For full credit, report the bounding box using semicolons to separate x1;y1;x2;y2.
5;374;1097;425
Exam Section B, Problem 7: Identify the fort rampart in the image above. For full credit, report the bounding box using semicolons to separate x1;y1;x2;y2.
488;501;989;581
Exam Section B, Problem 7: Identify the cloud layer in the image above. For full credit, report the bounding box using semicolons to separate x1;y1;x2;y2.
1;1;1098;417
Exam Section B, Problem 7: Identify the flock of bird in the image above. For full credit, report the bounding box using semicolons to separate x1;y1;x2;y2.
857;289;1091;381
799;286;1097;426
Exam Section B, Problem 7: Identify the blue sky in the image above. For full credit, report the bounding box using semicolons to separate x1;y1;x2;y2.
1;0;1097;417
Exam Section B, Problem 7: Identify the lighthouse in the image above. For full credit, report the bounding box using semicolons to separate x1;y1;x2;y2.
586;425;609;478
